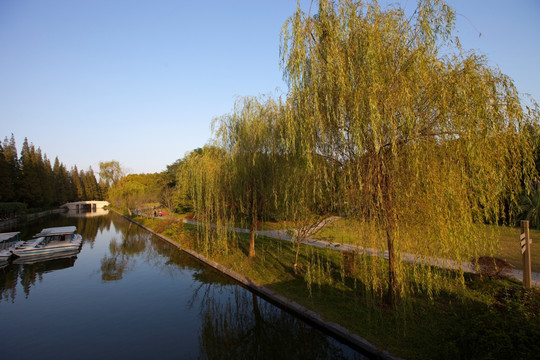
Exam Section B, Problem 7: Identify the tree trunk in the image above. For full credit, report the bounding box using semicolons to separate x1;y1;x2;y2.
252;293;261;321
378;155;399;306
249;218;256;258
385;225;398;306
294;232;302;274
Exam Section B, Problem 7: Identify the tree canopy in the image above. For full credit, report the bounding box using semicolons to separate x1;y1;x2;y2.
106;0;538;305
0;134;104;208
280;0;536;302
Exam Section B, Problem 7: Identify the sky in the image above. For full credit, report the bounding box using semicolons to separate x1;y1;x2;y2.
1;0;539;175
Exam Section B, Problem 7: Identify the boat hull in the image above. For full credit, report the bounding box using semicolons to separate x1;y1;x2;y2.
0;244;23;258
12;249;80;264
0;232;23;259
11;235;82;258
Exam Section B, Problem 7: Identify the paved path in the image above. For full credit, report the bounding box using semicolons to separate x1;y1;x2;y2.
183;219;540;287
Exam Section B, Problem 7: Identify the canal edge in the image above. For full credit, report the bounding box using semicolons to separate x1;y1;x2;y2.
118;212;403;360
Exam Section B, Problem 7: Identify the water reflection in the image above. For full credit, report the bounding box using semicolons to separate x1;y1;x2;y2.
0;212;113;301
64;208;110;218
0;259;8;270
0;253;78;301
99;221;227;284
0;212;368;359
195;284;363;360
64;209;113;248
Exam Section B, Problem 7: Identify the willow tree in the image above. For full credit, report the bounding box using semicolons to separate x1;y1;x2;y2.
281;0;536;303
108;176;145;215
213;95;283;258
179;146;232;255
99;160;125;190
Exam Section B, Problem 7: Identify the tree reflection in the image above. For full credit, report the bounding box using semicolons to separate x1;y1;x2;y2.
99;223;149;281
0;264;19;303
0;213;112;301
0;255;77;301
195;284;364;359
100;237;132;281
73;214;113;248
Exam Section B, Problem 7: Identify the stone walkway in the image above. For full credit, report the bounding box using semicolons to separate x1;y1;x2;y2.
183;219;540;287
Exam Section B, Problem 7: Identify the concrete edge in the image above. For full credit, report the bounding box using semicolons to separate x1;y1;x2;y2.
118;211;403;360
0;208;66;231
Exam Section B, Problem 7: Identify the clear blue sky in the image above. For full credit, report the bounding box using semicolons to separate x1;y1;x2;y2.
1;0;539;175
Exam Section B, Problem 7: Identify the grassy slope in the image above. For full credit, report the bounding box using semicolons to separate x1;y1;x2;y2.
134;215;540;360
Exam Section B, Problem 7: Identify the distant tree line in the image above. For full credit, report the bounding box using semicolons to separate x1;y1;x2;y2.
0;134;104;210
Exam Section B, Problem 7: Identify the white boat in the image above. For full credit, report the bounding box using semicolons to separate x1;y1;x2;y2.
0;232;24;258
11;226;82;258
12;249;80;265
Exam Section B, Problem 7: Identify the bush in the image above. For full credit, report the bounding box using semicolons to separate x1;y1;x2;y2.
474;256;514;278
0;202;28;219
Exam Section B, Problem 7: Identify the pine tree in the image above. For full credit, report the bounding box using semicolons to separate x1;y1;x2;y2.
72;166;84;201
18;138;42;207
0;144;15;201
2;135;19;201
40;154;55;206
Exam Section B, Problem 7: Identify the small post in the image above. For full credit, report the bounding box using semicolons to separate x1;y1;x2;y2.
520;220;532;288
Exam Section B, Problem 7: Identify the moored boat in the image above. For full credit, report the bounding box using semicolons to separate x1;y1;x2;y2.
0;232;24;258
11;226;82;258
12;249;80;265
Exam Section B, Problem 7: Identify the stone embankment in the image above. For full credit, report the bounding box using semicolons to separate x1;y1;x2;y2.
0;208;65;231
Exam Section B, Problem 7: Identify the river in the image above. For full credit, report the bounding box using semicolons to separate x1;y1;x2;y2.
0;211;369;359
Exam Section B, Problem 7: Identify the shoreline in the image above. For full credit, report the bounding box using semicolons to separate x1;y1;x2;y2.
117;210;401;360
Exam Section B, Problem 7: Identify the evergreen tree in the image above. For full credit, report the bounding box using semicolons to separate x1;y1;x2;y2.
18;138;42;207
72;165;84;201
81;167;100;200
0;144;15;201
40;154;55;206
53;157;68;204
2;135;19;201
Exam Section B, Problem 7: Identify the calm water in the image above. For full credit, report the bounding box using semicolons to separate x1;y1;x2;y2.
0;212;368;359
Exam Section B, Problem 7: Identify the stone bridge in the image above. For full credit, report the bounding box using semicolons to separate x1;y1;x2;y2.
62;200;110;212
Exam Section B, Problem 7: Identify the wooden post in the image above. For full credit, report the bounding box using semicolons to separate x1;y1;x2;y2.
521;220;532;288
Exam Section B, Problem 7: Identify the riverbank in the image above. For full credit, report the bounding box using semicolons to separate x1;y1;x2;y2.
119;211;396;360
120;211;540;360
182;219;540;288
0;208;65;231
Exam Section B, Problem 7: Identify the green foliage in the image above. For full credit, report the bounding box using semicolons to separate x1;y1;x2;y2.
213;95;285;256
0;140;17;202
178;146;231;255
108;175;146;214
0;134;101;208
99;160;125;192
519;185;540;229
0;202;27;217
280;0;536;303
156;0;538;306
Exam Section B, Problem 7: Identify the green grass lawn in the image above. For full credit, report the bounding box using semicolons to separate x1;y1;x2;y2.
132;215;540;360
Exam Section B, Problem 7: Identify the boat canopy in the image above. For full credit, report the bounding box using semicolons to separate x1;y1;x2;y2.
0;232;20;242
34;226;77;237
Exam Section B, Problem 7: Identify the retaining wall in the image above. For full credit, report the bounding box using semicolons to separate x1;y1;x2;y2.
0;208;65;232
